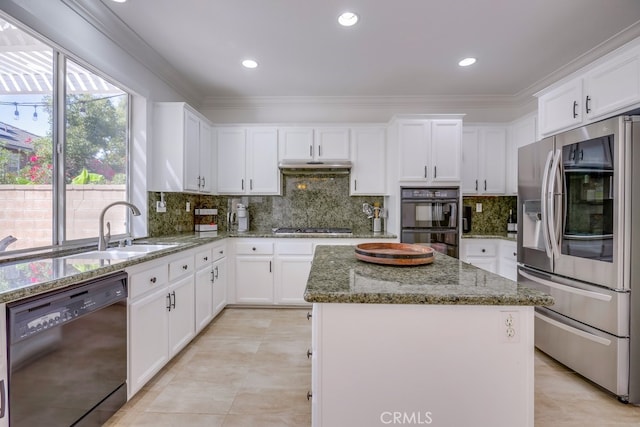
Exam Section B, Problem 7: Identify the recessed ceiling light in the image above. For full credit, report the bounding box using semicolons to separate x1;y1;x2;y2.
338;12;359;27
242;59;258;69
458;57;477;67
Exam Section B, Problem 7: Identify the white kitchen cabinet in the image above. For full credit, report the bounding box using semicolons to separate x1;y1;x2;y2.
275;240;313;305
278;127;350;161
127;252;196;397
195;246;215;333
167;274;195;356
0;304;7;426
151;102;214;194
460;239;498;273
397;119;462;183
212;254;227;316
350;127;386;195
506;114;537;195
462;126;507;194
537;43;640;136
128;258;171;397
498;240;518;281
235;241;274;304
217;127;280;195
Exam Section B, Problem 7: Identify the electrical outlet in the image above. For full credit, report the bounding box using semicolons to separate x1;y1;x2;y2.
476;203;482;213
186;202;191;212
501;311;519;343
156;201;166;213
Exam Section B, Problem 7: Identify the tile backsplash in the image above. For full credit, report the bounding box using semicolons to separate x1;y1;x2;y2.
462;196;517;234
148;174;383;236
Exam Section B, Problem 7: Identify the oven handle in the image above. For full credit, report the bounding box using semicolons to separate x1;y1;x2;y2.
401;198;459;204
519;269;612;302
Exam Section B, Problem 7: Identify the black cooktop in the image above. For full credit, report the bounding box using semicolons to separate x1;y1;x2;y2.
273;227;352;234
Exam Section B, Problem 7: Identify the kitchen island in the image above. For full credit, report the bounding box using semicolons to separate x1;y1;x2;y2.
304;245;553;427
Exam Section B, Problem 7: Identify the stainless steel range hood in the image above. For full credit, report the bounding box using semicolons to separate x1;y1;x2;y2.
278;160;352;175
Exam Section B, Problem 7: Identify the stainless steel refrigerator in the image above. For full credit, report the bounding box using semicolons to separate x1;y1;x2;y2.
517;114;640;403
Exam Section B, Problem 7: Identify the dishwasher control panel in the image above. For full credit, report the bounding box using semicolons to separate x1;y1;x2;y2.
7;271;127;343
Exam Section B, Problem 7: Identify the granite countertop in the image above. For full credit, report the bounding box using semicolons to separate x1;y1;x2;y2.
0;230;397;304
304;245;553;306
462;232;517;241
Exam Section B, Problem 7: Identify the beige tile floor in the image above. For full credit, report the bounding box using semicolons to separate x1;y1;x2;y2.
106;308;640;427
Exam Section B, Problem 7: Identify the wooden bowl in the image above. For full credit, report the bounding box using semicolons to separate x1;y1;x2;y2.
355;243;434;266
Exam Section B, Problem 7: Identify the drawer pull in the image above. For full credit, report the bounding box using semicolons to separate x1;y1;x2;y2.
513;252;517;257
307;311;312;320
307;349;312;359
252;247;256;251
307;391;312;401
150;277;157;284
182;264;188;270
481;249;486;253
203;256;208;261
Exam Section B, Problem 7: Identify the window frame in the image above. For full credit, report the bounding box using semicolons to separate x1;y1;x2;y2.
0;14;134;255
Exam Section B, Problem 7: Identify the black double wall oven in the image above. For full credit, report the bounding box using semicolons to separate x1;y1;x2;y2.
400;187;460;258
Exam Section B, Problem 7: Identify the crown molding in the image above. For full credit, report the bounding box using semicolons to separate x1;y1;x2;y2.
61;0;202;103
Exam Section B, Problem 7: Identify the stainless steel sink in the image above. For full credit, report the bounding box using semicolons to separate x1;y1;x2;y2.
65;244;178;260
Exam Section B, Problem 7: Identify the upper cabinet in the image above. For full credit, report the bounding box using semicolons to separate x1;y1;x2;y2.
506;114;537;195
217;127;280;195
350;127;386;195
461;126;507;194
396;118;462;184
278;127;350;161
537;43;640;136
150;102;214;194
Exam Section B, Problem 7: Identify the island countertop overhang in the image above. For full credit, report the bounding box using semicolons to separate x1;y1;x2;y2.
304;245;554;306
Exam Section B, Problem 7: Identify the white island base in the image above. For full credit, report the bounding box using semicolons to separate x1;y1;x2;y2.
311;303;534;427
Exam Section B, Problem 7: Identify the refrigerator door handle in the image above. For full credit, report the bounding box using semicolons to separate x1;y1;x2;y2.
547;149;562;260
540;150;554;258
519;269;612;302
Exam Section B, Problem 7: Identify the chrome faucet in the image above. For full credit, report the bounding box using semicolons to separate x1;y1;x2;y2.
98;201;141;251
0;235;17;252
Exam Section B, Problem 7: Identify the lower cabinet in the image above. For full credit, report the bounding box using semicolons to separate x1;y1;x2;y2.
128;252;196;397
275;241;313;305
235;241;274;304
194;241;227;333
460;238;517;280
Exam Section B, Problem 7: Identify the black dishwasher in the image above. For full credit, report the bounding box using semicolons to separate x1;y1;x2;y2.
7;271;128;426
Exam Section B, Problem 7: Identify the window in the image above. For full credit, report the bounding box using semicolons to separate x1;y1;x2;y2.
0;16;130;254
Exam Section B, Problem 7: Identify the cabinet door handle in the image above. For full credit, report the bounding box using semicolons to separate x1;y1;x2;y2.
424;166;427;178
250;179;253;190
307;311;312;320
197;176;201;188
573;100;578;118
354;179;357;191
182;264;188;270
166;293;172;311
585;96;591;114
269;261;272;273
318;145;322;157
214;266;219;279
201;177;205;188
475;180;478;191
211;269;215;283
307;349;313;359
434;165;437;179
219;250;224;255
307;391;312;401
171;290;176;309
241;179;244;190
310;145;313;157
150;276;157;284
203;256;208;261
484;180;487;191
513;252;517;257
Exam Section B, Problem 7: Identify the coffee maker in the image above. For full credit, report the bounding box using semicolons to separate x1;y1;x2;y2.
227;198;249;232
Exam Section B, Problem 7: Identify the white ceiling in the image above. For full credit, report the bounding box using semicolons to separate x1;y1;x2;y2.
102;0;640;103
